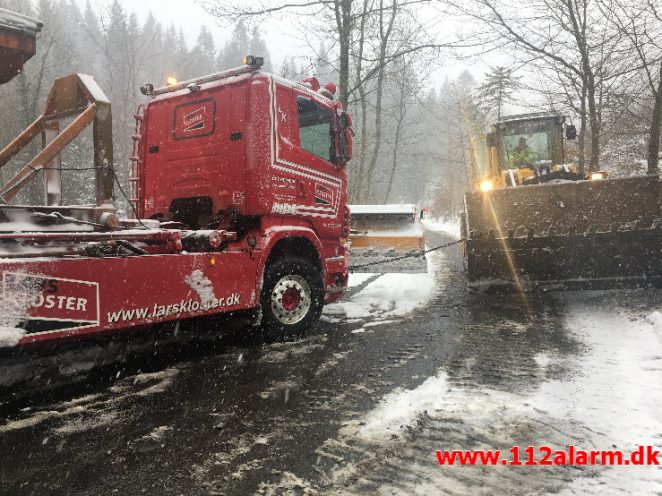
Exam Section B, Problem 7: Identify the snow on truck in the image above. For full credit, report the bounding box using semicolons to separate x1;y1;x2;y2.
0;45;354;347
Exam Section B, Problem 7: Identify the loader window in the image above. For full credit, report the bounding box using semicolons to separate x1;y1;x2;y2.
500;120;552;168
297;96;333;162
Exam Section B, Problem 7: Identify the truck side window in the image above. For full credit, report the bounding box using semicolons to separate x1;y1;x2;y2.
297;96;333;162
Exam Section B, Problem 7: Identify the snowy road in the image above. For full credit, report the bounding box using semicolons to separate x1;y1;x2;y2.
1;230;662;495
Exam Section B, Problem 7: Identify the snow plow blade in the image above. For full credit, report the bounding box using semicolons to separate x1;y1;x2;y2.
349;204;427;273
463;175;662;290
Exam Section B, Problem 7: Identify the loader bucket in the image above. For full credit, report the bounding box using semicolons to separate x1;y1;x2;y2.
463;175;662;290
349;204;427;273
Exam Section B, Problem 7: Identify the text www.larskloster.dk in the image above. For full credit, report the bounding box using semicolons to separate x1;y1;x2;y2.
107;294;241;324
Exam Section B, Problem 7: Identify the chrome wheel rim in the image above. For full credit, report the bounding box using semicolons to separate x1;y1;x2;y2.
270;275;311;325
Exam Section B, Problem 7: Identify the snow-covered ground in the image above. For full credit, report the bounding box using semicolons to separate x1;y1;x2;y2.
323;256;437;324
421;217;461;239
318;290;662;494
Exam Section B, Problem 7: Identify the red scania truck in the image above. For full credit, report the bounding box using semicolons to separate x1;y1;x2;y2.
0;54;353;346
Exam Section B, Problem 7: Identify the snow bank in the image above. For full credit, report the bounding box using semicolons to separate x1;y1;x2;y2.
0;326;26;347
539;303;662;451
324;259;436;321
355;372;448;441
549;299;662;494
645;310;662;331
421;217;460;239
347;273;378;288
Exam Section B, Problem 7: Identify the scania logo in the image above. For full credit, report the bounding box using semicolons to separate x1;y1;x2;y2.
183;107;205;132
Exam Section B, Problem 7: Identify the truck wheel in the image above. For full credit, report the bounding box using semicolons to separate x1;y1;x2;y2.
260;256;324;339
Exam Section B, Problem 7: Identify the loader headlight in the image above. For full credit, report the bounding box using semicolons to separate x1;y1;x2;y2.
479;179;494;192
166;76;178;86
589;171;608;181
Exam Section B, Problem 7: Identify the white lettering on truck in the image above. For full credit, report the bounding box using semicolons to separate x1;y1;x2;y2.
31;294;87;312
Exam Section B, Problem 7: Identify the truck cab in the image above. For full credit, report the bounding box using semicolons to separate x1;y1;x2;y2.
132;62;354;334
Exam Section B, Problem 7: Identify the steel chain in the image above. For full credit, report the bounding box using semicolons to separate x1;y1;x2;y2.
349;239;464;273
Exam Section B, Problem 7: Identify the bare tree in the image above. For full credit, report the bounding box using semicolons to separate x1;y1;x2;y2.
444;0;630;171
598;0;662;174
362;0;397;201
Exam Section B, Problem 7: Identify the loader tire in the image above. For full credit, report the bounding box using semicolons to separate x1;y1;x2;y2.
260;256;324;340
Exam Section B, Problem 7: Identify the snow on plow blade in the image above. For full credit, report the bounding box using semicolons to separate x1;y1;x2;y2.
349;204;427;273
464;175;662;290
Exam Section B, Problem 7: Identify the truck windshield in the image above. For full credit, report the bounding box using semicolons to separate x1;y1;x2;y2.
297;96;333;162
499;120;551;169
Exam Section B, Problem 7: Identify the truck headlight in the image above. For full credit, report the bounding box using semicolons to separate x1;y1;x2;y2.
590;171;608;181
479;179;494;192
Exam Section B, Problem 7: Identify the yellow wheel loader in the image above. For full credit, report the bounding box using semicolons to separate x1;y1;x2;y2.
463;112;662;291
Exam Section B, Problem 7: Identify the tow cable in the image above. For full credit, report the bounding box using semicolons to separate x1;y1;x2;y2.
348;239;464;273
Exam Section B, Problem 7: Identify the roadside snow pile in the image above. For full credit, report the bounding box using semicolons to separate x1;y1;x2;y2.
421;217;460;239
541;298;662;494
542;303;662;450
0;326;26;347
645;310;662;331
323;260;436;321
347;273;377;288
353;372;448;441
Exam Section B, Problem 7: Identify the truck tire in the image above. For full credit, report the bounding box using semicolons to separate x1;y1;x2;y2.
260;256;324;339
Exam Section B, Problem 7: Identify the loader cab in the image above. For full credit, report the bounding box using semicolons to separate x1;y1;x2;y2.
494;114;565;170
471;112;578;190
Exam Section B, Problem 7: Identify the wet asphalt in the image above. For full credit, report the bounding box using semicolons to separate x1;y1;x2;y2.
0;231;659;495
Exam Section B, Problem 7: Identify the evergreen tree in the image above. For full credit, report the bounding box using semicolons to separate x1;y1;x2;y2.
217;21;249;69
248;27;271;70
313;40;336;83
474;66;521;120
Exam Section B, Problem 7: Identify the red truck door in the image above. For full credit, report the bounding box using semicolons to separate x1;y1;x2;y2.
272;83;342;220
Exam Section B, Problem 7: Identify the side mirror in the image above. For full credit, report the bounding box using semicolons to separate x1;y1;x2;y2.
566;125;577;140
337;111;353;165
486;132;497;147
